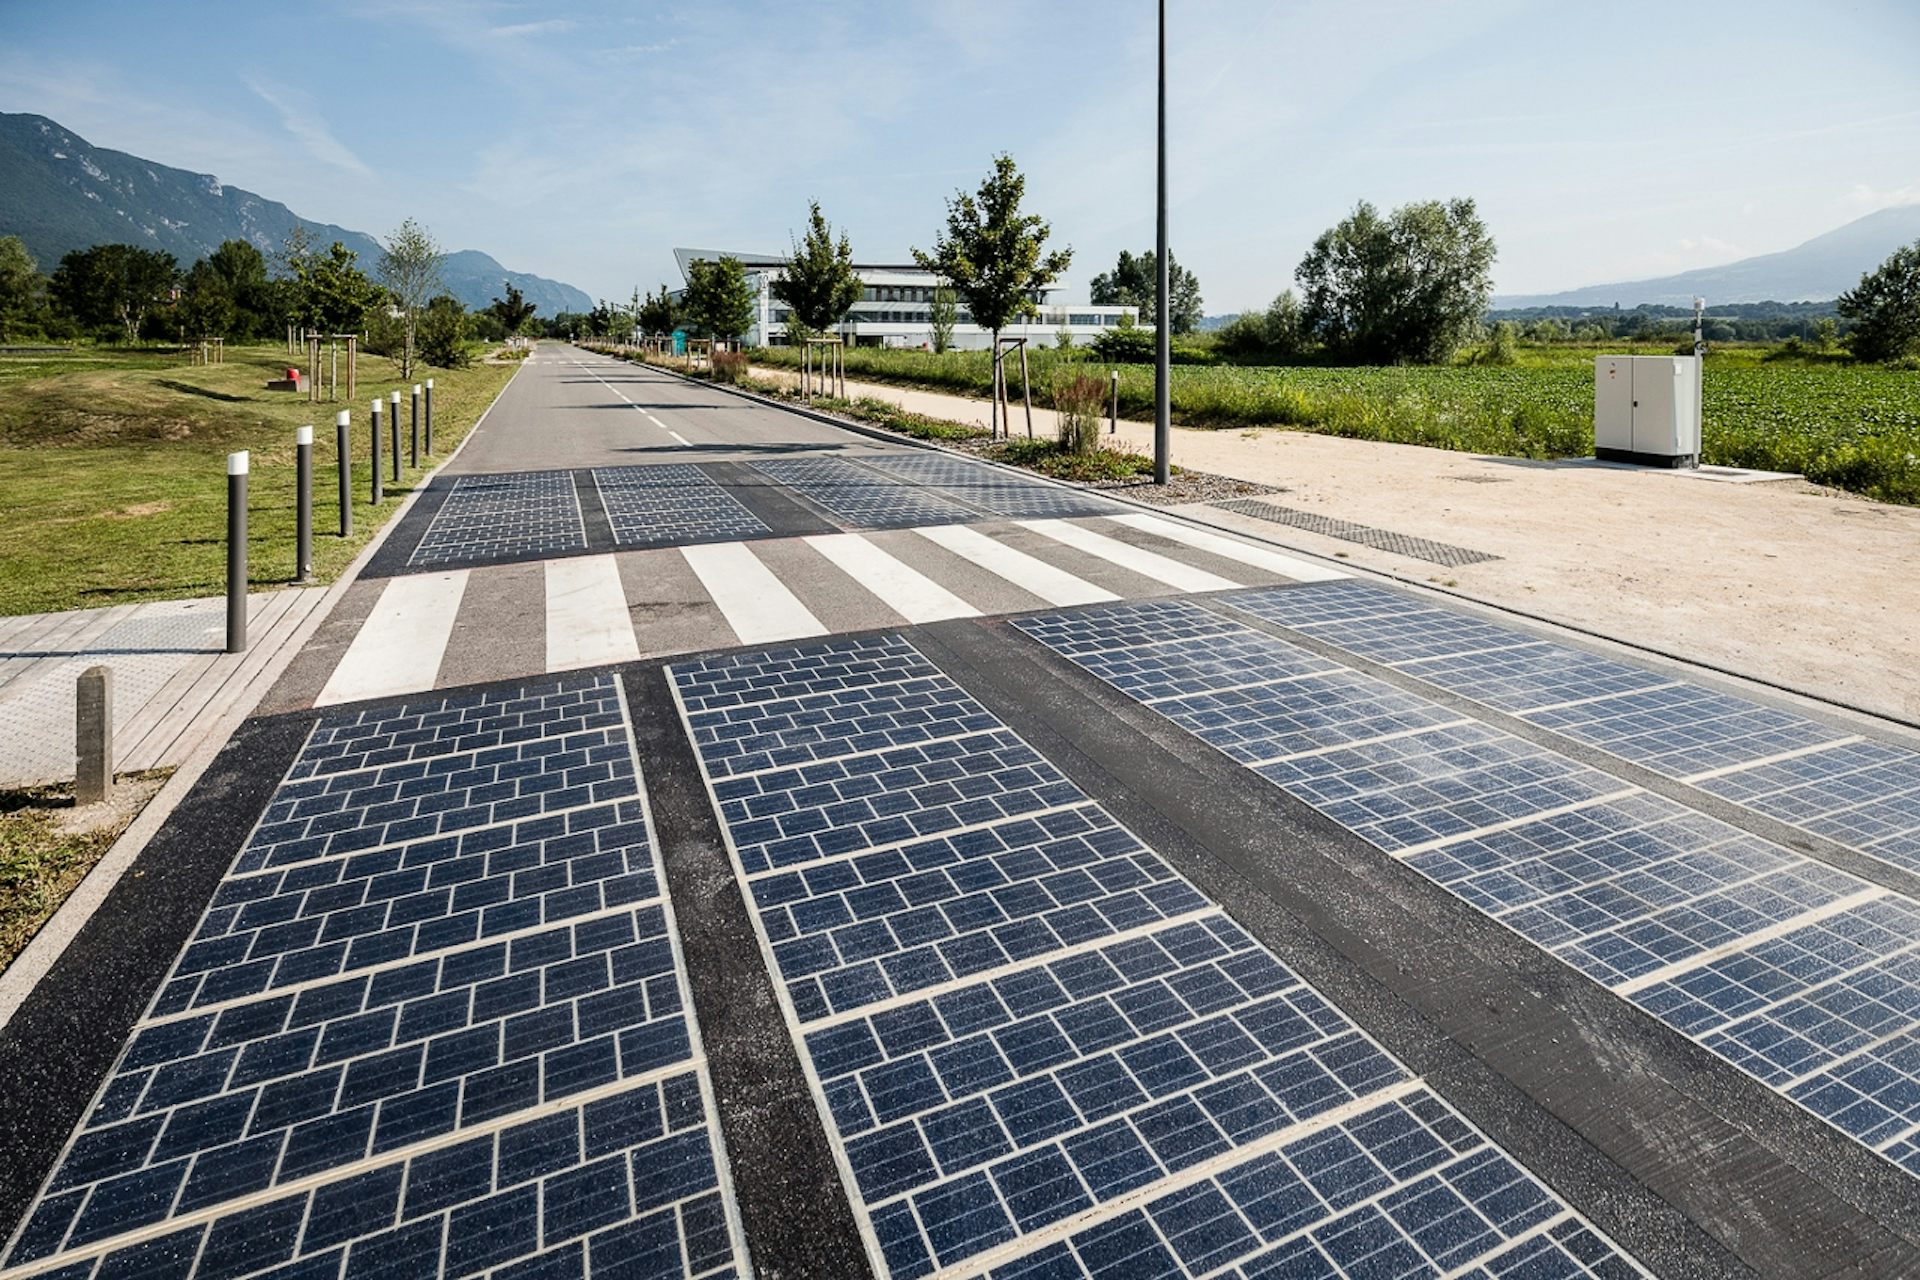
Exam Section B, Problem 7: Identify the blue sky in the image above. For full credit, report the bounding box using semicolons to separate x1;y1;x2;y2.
4;0;1918;310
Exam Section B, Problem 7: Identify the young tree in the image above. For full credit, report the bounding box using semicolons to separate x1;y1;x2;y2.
772;201;863;333
49;244;178;343
928;284;957;353
1090;248;1203;334
0;235;41;343
418;294;472;368
1296;198;1496;364
488;282;538;335
1837;241;1920;364
178;257;237;338
378;218;445;378
1264;289;1305;359
681;256;756;341
636;285;677;336
298;242;382;333
203;240;272;337
913;154;1071;367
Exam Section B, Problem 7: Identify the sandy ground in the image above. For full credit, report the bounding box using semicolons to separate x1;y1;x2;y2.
757;366;1920;726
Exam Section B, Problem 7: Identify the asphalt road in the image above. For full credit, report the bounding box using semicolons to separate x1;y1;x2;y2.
4;345;1920;1280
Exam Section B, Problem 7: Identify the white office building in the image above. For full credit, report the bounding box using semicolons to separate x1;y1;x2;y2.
672;248;1138;350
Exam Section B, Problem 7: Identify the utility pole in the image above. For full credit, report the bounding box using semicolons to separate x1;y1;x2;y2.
1154;0;1171;485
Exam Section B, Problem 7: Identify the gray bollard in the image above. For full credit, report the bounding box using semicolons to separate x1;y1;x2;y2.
1110;370;1119;435
75;666;113;805
424;378;434;454
371;397;384;503
410;384;421;467
227;450;249;653
390;390;402;484
336;410;352;537
295;425;313;583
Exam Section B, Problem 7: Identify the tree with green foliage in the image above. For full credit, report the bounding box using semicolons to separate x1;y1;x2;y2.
680;256;756;341
1296;198;1496;364
1837;241;1920;364
177;258;237;339
928;284;957;353
204;240;272;337
1090;248;1202;334
418;294;472;368
636;285;677;336
488;282;538;335
378;219;444;378
772;201;863;333
0;235;41;343
296;242;382;334
913;154;1071;369
49;243;178;343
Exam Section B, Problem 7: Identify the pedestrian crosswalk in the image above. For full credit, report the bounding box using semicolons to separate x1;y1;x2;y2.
312;514;1347;707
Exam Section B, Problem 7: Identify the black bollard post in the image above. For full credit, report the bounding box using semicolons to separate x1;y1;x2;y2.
336;410;352;536
410;384;421;467
371;397;384;503
424;378;434;454
226;451;248;653
389;390;401;484
295;425;313;583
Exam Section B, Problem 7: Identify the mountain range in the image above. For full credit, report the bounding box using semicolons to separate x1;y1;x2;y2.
1493;204;1920;309
0;112;594;316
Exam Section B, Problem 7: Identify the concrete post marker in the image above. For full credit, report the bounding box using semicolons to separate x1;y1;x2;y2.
74;665;113;804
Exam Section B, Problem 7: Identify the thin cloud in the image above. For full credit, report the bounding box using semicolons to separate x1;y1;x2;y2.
489;18;575;38
244;78;373;178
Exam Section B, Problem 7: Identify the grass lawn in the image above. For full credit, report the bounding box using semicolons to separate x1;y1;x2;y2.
0;772;168;973
0;344;517;615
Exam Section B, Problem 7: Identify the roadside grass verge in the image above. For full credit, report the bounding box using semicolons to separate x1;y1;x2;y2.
742;344;1920;504
0;345;516;615
0;772;170;974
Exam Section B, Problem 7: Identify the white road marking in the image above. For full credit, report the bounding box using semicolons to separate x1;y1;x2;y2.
913;524;1117;607
680;542;825;644
545;554;640;671
1105;512;1349;582
317;571;467;706
667;430;690;447
1017;518;1242;593
803;534;979;624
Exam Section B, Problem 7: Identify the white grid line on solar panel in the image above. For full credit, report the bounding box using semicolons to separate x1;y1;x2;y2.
1010;599;1245;658
1149;672;1471;767
1612;887;1888;996
807;914;1635;1280
711;730;1085;876
1012;602;1920;1200
684;684;1001;784
716;723;1000;786
1034;635;1341;706
1523;684;1853;777
751;458;977;528
144;802;662;1019
408;471;587;567
590;464;769;546
667;639;1643;1280
671;633;938;713
2;1070;737;1280
1218;580;1435;630
1227;592;1539;665
1699;739;1920;873
1392;647;1682;717
1680;736;1866;787
736;800;1097;887
853;455;1127;520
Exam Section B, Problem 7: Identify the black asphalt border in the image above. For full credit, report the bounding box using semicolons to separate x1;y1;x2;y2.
0;708;313;1242
912;614;1920;1279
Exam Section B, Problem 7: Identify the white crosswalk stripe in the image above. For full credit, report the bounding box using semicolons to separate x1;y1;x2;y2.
803;533;979;623
1017;518;1243;592
1105;512;1349;582
545;554;640;671
317;570;468;706
680;541;826;644
912;524;1117;606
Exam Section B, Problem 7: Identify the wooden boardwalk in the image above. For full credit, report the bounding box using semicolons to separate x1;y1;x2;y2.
0;589;328;787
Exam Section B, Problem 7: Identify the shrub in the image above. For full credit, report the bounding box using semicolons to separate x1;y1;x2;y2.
1051;370;1106;455
1091;325;1155;363
711;349;748;384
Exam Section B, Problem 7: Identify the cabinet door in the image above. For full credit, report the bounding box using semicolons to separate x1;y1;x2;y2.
1631;358;1679;453
1595;357;1632;451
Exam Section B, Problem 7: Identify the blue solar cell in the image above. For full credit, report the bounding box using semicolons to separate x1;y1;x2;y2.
592;465;769;547
409;471;586;568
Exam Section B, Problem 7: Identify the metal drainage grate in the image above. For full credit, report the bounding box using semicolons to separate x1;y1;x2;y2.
1211;498;1502;567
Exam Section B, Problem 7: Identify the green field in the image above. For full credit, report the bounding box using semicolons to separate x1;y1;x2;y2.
748;345;1920;505
0;344;516;615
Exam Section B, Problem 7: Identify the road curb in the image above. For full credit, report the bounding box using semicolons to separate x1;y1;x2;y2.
0;356;530;1034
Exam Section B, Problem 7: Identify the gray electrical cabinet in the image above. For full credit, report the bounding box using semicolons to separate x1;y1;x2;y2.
1594;356;1700;466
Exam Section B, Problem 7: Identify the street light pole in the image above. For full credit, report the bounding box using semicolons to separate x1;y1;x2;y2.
1154;0;1171;485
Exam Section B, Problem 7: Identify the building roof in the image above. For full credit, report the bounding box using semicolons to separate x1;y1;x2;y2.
672;247;930;283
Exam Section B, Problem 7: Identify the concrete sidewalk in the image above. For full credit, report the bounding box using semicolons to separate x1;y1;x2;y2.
753;364;1920;726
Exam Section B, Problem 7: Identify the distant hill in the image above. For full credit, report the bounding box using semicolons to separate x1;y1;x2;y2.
1495;205;1920;309
0;112;593;316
